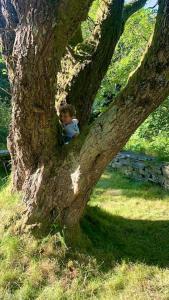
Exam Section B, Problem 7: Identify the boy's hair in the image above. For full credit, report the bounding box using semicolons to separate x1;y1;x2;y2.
59;104;75;117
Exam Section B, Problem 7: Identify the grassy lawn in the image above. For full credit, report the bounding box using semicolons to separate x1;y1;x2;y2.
1;168;169;299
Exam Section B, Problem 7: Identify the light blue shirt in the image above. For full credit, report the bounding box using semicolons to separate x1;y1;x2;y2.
63;119;80;138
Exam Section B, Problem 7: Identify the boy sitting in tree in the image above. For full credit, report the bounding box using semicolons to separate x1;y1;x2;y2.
59;104;80;144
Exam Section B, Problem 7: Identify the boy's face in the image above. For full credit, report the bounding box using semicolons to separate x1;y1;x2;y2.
61;112;72;125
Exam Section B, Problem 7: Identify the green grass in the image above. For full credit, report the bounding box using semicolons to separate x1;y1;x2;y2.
1;170;169;299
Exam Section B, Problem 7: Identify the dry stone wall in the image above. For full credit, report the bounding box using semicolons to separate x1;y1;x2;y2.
110;151;169;190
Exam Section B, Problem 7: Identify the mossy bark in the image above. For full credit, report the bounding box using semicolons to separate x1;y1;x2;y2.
56;0;148;126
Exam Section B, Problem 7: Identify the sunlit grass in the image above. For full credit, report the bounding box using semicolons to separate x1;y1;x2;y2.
0;169;169;299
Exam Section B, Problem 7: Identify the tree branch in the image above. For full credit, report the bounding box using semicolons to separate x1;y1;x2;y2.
148;2;158;9
57;0;125;125
0;0;18;58
0;0;94;59
0;86;11;96
0;0;18;29
79;0;169;181
57;0;149;127
0;28;14;32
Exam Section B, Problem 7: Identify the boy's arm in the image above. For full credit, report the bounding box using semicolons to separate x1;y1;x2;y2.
72;119;80;137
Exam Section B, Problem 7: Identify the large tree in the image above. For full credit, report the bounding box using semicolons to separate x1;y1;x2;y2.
0;0;169;234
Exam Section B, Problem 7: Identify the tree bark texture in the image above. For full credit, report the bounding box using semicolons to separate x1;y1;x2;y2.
0;0;93;191
56;0;147;126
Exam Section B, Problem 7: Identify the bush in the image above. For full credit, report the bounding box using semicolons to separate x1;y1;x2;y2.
125;132;169;161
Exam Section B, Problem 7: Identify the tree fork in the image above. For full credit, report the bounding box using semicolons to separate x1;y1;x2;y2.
24;0;169;229
56;0;148;126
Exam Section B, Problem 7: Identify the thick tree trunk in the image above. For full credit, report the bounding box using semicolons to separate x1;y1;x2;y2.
0;0;93;190
0;0;94;232
23;0;169;231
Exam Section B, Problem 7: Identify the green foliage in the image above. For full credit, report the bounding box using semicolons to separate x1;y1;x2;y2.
0;50;11;149
94;8;156;109
0;50;10;103
1;170;169;299
137;97;169;138
127;95;169;159
81;0;101;41
106;9;155;89
0;100;10;149
90;8;168;159
126;131;169;161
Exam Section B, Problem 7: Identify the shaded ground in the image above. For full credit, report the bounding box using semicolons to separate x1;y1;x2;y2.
0;170;169;299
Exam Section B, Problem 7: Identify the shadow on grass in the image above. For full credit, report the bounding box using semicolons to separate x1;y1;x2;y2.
81;206;169;270
94;169;169;201
1;168;169;270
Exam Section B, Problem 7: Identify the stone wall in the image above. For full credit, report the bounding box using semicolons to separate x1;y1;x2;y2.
110;151;169;190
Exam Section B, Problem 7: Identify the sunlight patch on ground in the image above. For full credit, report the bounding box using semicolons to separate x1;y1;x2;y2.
0;170;169;299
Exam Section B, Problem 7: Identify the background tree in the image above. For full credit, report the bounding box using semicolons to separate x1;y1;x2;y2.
0;0;169;234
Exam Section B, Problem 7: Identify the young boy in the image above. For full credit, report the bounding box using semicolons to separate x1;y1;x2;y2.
59;104;80;144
